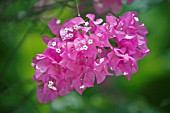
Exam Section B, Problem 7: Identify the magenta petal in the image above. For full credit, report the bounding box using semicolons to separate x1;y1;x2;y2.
66;60;75;71
95;71;106;84
42;36;51;45
71;17;85;25
37;84;58;103
32;58;38;67
34;69;43;79
106;14;117;26
48;18;61;35
36;58;50;71
86;14;95;21
125;74;131;80
68;51;78;60
67;42;74;50
73;80;86;95
59;59;67;68
137;23;148;36
59;79;73;96
81;26;92;32
83;71;95;87
95;18;103;24
47;65;63;78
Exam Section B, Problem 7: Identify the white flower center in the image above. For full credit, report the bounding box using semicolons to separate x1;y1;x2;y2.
88;39;93;44
49;81;53;85
68;33;73;38
123;72;128;75
64;28;68;33
85;22;89;26
80;85;85;89
74;25;78;30
82;45;88;50
52;42;56;46
56;20;61;24
134;17;139;21
62;44;66;48
56;48;61;53
98;49;102;53
48;81;57;91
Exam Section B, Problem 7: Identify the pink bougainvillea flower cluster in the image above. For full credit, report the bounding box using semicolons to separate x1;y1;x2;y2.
80;0;134;15
32;11;149;103
94;0;134;14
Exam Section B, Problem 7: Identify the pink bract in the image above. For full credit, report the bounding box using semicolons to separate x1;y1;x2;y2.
93;0;134;14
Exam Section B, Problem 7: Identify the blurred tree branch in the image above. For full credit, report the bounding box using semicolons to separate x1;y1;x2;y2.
0;0;75;22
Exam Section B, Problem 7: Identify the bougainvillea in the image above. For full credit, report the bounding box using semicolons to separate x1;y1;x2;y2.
79;0;134;15
32;11;150;103
93;0;134;14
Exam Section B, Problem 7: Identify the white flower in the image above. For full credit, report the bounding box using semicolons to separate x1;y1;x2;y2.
82;45;88;50
56;48;61;53
88;39;93;44
134;17;139;21
74;25;79;29
80;85;85;89
123;72;128;75
56;20;61;24
52;42;56;46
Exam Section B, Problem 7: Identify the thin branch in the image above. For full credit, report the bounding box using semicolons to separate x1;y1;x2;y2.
75;0;80;16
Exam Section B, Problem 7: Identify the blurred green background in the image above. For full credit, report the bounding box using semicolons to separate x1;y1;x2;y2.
0;0;170;113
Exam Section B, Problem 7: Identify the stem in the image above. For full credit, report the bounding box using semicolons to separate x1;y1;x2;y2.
76;0;80;16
